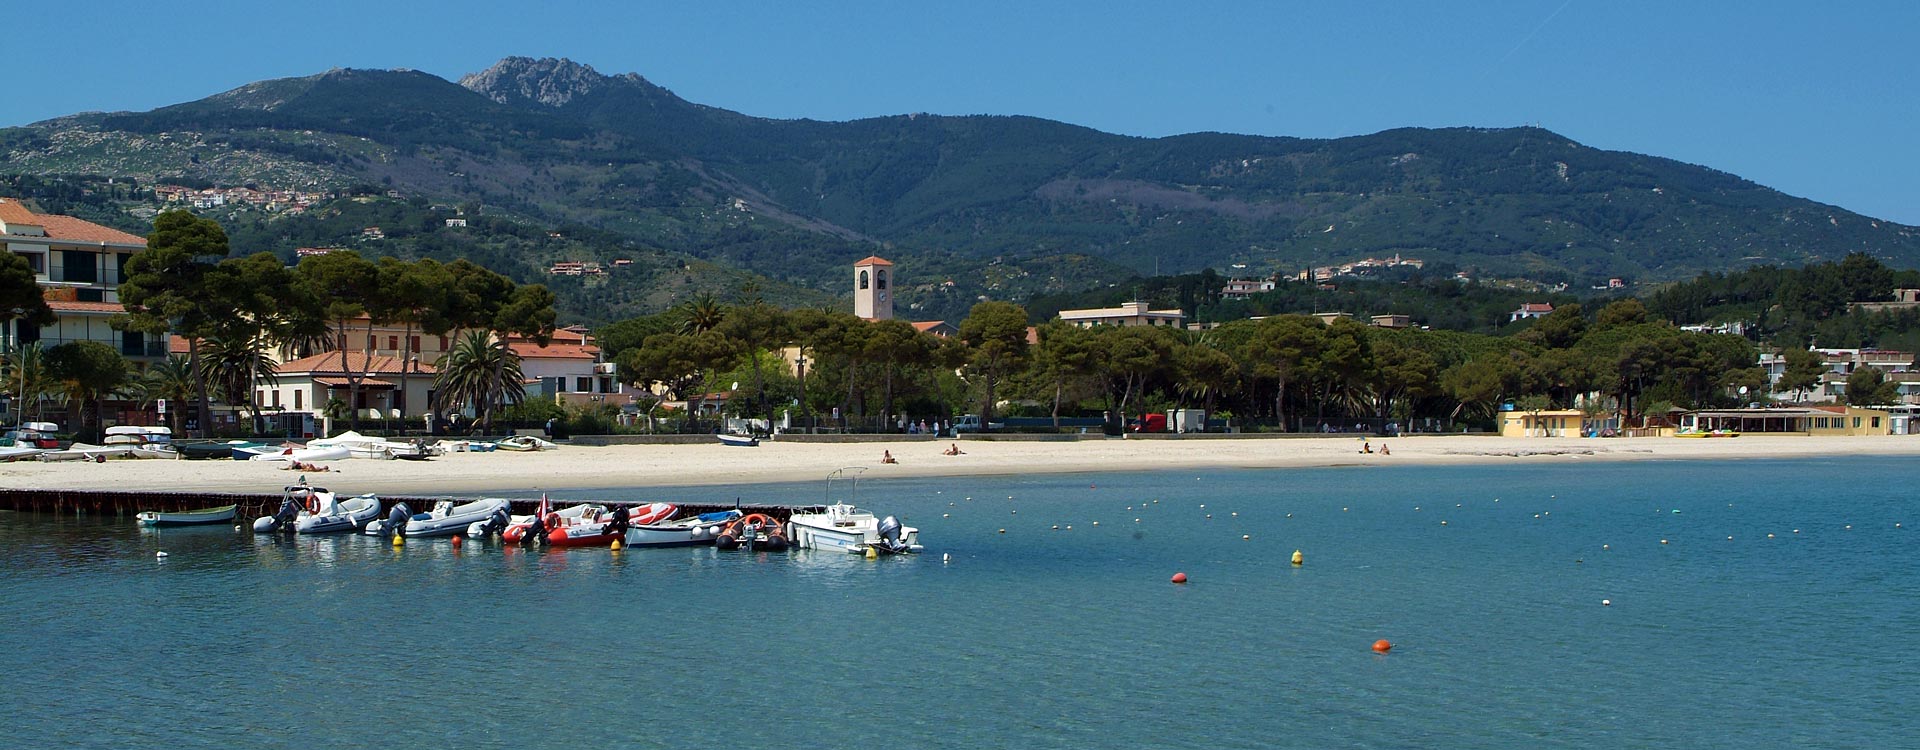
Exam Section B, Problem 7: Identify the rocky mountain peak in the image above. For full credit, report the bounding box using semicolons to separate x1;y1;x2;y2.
459;56;653;108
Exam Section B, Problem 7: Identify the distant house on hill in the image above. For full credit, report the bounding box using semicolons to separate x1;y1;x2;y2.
1509;302;1554;322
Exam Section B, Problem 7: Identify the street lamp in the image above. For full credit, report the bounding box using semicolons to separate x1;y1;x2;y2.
795;354;810;434
9;307;24;430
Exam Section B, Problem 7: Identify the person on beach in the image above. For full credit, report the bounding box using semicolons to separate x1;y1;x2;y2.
882;450;898;464
943;443;965;456
1360;441;1372;454
1380;444;1390;455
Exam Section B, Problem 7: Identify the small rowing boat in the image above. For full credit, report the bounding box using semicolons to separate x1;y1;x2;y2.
137;504;238;527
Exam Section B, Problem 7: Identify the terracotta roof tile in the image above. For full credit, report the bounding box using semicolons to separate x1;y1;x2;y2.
36;215;147;246
853;255;894;266
0;198;41;225
276;351;435;375
46;300;127;314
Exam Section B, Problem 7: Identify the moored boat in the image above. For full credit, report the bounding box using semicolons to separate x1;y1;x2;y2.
716;433;758;447
623;509;741;548
137;504;238;527
366;497;511;538
714;512;789;551
788;467;922;554
544;501;678;547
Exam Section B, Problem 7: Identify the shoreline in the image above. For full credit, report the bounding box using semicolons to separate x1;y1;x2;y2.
2;434;1915;496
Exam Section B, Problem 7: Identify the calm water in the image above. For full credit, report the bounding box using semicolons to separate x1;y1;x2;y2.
3;457;1916;749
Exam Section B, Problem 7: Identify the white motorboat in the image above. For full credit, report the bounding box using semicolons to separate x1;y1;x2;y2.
104;425;173;446
249;445;352;463
0;444;47;461
36;443;133;461
716;433;758;447
787;467;922;554
252;483;383;534
623;509;741;548
366;497;511;538
787;503;922;554
493;435;557;452
309;431;439;460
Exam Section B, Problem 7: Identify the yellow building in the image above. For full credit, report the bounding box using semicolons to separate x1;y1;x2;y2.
1681;406;1891;436
1499;409;1588;437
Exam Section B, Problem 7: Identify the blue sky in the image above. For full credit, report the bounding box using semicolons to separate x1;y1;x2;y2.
7;1;1916;223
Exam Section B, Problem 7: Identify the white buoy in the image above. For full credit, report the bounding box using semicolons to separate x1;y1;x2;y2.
1205;514;1211;519
1231;512;1238;517
1603;544;1610;550
942;514;950;518
155;551;168;558
1200;504;1206;508
1242;534;1250;540
943;553;950;564
1051;525;1059;530
1092;521;1099;526
1602;599;1611;606
1440;521;1448;526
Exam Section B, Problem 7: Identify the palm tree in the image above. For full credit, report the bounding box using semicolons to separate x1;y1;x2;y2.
200;334;279;430
434;330;527;434
3;343;57;426
137;355;197;435
677;294;726;334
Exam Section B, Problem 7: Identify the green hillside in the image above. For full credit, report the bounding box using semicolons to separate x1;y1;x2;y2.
5;56;1917;322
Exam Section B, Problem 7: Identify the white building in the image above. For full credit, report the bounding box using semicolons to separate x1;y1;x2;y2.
1057;301;1185;328
1;197;168;361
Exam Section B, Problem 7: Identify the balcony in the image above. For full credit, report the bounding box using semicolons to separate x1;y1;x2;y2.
28;337;170;359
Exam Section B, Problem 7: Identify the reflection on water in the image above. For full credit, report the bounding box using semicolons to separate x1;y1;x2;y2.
3;456;1917;749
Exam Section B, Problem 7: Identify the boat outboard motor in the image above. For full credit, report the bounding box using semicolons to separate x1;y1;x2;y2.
272;495;301;533
484;506;511;539
877;515;907;553
385;502;412;540
523;511;546;547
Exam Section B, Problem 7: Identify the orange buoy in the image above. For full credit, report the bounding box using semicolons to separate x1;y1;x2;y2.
1171;572;1188;584
1372;639;1392;653
451;535;463;548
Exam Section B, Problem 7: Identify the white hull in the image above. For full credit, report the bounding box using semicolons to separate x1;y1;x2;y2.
623;510;740;547
295;494;383;534
250;446;352;463
368;498;511;537
787;503;922;554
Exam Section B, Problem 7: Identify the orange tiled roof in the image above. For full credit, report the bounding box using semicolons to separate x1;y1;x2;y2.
36;215;147;246
276;351;435;375
46;300;126;314
511;341;600;359
910;320;950;332
853;255;893;266
0;198;40;225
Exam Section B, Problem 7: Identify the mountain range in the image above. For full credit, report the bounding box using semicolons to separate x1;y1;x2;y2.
5;56;1917;323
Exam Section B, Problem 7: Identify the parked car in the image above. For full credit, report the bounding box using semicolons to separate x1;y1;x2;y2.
952;415;1005;432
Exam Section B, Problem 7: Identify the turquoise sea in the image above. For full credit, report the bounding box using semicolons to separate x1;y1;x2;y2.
3;457;1915;749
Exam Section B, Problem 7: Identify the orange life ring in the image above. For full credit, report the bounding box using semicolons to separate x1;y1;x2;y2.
546;513;562;529
304;495;319;514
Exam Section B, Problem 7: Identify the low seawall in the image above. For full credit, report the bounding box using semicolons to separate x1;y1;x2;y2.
0;489;818;523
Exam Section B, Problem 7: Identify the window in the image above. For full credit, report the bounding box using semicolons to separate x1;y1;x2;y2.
116;253;131;284
366;335;376;350
1854;417;1862;428
387;335;399;351
120;330;145;356
576;377;591;393
21;253;44;274
409;336;420;353
79;289;105;303
1872;417;1881;428
273;390;281;408
877;270;888;290
438;335;449;351
61;250;98;283
294;390;303;410
255;390;265;406
859;270;869;290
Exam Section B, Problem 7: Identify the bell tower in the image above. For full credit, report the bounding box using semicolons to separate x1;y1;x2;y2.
854;256;894;321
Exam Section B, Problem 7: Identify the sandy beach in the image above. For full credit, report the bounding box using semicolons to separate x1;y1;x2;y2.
1;434;1915;497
